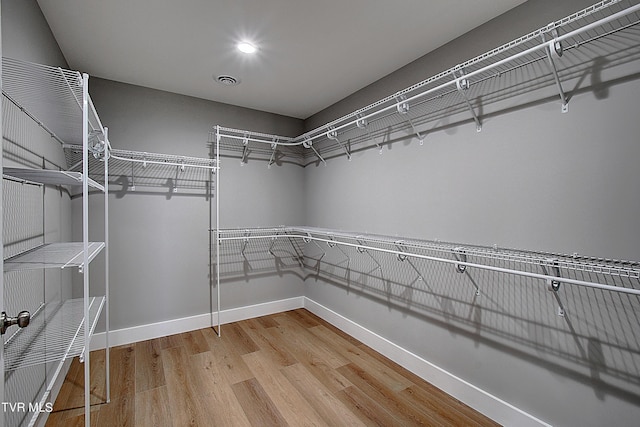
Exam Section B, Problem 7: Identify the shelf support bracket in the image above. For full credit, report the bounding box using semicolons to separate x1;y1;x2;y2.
453;247;480;296
327;236;351;267
168;165;184;193
453;247;468;274
395;241;408;262
357;114;382;154
454;71;482;132
357;238;382;274
268;232;279;256
303;137;327;166
327;128;351;161
241;230;250;257
267;138;278;169
240;136;249;166
311;240;326;261
395;95;425;144
544;31;569;113
543;258;565;317
395;241;423;281
130;162;136;192
302;233;325;262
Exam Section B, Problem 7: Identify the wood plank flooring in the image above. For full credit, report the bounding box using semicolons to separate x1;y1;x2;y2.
45;309;500;426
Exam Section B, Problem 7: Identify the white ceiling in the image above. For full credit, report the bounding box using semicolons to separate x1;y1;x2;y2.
37;0;526;119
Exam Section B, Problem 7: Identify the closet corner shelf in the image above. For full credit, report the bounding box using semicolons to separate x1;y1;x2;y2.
3;168;105;192
3;296;105;371
3;242;105;272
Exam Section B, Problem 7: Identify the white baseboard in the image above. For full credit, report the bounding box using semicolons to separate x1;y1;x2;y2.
90;296;304;350
303;297;551;427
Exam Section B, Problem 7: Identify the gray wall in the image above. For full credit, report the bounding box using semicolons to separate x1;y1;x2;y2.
1;0;67;67
303;0;640;426
81;78;306;331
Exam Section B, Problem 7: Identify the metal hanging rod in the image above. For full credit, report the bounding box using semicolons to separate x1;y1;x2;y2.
215;226;640;296
64;145;217;171
109;154;216;171
216;127;298;146
213;1;640;161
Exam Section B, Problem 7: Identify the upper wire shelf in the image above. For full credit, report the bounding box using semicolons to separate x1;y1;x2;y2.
214;0;640;165
210;127;306;168
2;57;106;148
214;226;640;296
64;145;216;191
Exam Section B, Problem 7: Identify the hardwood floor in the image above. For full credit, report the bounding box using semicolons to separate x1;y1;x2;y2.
45;309;500;426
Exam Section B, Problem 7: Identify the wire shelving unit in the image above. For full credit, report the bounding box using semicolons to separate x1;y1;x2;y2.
216;226;640;292
2;57;110;427
209;1;640;337
211;226;640;334
213;0;640;166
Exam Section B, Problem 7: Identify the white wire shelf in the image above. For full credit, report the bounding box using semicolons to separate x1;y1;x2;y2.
214;0;640;165
2;57;106;146
3;242;105;272
3;297;105;371
3;168;105;192
214;226;640;295
64;145;216;191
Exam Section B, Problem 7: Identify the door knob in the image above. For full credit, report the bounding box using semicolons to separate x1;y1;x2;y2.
0;311;30;335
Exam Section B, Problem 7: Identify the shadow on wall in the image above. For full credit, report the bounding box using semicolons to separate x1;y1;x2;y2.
111;173;213;200
214;236;640;406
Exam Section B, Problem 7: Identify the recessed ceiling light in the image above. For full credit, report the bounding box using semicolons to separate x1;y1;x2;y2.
237;42;257;54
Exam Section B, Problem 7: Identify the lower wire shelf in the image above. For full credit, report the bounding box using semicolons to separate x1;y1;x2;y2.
3;296;105;371
3;242;105;272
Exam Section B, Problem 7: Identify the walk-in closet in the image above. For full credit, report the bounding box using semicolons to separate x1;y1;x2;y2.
2;0;640;426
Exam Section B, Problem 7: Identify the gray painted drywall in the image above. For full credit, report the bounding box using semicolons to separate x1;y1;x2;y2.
2;1;71;423
302;1;640;426
1;0;67;67
79;78;306;331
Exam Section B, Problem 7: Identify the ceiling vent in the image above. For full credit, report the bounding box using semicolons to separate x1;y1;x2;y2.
215;74;240;86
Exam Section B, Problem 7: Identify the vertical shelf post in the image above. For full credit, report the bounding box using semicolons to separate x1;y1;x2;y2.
104;128;111;403
215;126;221;336
81;72;91;427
